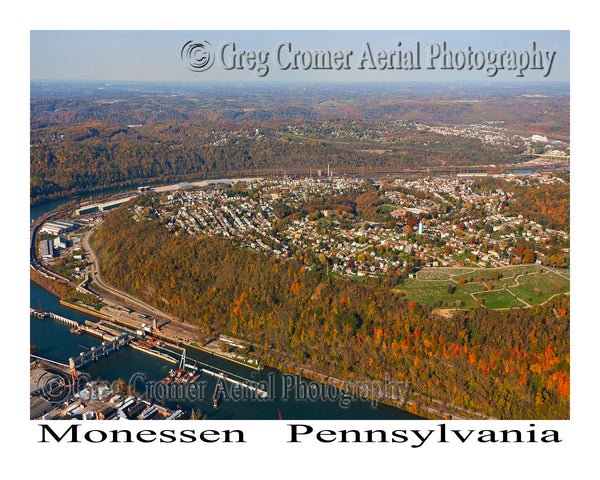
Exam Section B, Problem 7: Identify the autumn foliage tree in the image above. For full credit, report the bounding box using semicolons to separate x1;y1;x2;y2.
90;201;570;420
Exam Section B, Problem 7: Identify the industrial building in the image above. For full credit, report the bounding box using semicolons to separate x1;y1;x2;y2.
53;236;67;250
39;239;54;259
75;205;99;215
30;395;55;420
98;199;127;212
55;220;78;229
75;196;135;216
40;224;63;235
40;220;78;235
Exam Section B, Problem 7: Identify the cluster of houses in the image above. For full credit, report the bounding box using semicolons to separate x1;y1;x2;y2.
412;120;569;155
135;174;568;279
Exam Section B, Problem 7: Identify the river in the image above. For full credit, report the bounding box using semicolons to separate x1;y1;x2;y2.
30;197;420;420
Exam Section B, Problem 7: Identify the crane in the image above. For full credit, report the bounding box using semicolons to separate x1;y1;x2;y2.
178;349;186;371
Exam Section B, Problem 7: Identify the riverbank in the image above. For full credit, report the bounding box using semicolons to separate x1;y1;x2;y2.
34;265;490;419
59;298;261;370
30;268;74;299
264;353;495;420
35;268;486;419
187;342;263;371
31;203;484;420
60;299;112;320
56;290;265;372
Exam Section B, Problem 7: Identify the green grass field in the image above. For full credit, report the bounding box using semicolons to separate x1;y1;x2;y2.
396;266;569;310
380;204;400;211
472;289;526;309
507;271;570;305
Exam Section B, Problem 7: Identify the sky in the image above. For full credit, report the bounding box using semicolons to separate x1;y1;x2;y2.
30;30;569;83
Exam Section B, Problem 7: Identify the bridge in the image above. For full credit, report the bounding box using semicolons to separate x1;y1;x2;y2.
31;308;134;368
69;333;133;369
46;311;79;328
30;354;71;370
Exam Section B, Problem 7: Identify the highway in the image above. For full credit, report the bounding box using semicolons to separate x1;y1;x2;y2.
37;201;495;420
29;207;260;368
80;221;209;346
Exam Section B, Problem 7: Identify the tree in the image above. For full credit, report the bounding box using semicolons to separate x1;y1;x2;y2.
90;202;571;420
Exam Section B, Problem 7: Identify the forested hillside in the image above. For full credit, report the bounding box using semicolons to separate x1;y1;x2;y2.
30;82;569;205
30;119;521;205
91;199;570;419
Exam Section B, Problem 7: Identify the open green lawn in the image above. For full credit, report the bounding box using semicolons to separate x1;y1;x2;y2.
380;204;400;211
472;289;525;309
508;271;570;305
397;280;455;304
397;266;569;310
398;277;480;308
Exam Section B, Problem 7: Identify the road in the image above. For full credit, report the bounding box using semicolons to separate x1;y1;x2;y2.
78;215;494;420
80;221;205;343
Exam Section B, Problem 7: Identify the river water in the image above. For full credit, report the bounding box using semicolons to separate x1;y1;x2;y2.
30;197;420;420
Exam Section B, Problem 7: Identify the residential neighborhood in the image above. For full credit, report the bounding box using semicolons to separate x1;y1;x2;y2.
132;173;569;285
